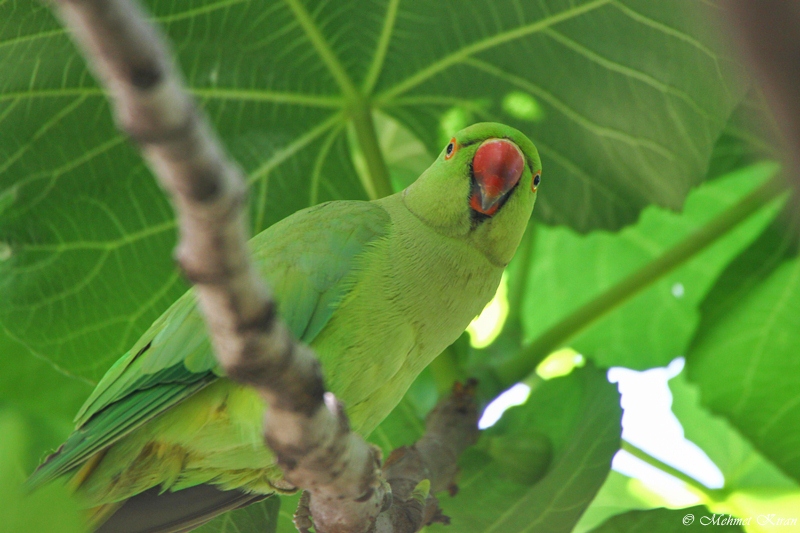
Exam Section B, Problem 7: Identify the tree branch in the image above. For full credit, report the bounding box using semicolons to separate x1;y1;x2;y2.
377;380;480;531
47;0;478;531
723;1;800;197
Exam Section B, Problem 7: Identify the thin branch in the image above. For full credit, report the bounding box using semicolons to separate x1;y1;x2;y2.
620;440;726;501
46;0;384;531
377;381;480;532
351;100;395;199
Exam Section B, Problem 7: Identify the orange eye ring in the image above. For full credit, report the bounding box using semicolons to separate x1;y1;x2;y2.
532;171;541;192
444;137;457;160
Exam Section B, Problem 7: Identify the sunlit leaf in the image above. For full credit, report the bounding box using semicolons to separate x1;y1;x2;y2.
517;163;782;369
0;408;87;533
670;373;800;530
573;472;658;533
687;206;800;484
670;373;795;491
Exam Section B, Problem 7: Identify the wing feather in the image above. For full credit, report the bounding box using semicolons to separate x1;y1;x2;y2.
28;201;390;489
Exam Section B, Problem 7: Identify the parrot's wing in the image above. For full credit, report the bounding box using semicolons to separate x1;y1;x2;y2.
95;485;268;533
27;201;391;489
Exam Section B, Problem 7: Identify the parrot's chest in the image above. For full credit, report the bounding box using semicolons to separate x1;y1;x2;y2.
313;213;502;433
389;233;501;358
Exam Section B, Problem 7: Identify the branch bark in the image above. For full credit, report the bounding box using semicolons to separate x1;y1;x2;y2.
47;0;477;531
723;2;800;197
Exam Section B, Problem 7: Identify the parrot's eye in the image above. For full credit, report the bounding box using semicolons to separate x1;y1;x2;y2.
445;137;457;160
532;172;541;191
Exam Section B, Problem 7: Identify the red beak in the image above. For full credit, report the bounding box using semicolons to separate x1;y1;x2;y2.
470;139;525;216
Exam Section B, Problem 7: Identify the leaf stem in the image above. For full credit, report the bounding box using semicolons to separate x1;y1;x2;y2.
282;0;359;101
620;440;726;501
506;221;537;324
281;0;393;199
351;100;394;199
495;175;787;387
362;0;401;94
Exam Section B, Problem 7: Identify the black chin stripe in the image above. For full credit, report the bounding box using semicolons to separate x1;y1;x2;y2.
470;209;492;227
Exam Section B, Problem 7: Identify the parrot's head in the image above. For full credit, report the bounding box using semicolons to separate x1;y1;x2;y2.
403;122;541;266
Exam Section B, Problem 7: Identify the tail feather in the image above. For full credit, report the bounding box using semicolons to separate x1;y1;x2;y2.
95;484;267;533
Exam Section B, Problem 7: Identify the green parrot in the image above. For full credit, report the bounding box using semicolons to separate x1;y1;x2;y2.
28;122;542;531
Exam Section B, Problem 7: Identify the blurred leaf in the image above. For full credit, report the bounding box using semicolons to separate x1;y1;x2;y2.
0;407;87;533
670;373;795;491
426;363;621;533
486;430;553;485
573;472;657;533
670;374;800;533
0;330;90;467
687;203;800;484
195;496;280;533
692;202;800;328
368;366;439;456
1;0;748;385
705;91;779;182
712;490;800;532
372;111;433;192
274;493;303;533
516;162;782;369
587;506;744;532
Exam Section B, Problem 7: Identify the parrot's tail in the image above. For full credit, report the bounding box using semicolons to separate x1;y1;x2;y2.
94;484;268;533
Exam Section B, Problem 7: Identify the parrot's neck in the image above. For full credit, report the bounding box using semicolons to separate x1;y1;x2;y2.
390;190;524;267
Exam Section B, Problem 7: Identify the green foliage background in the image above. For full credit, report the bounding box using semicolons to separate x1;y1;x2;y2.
1;0;798;532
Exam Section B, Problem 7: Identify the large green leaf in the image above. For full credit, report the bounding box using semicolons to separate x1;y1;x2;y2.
0;330;90;431
373;0;746;230
426;364;621;533
670;373;795;491
0;407;87;533
588;506;745;532
573;471;659;533
705;91;779;182
1;0;747;385
669;372;800;530
0;330;91;471
367;365;439;456
687;206;800;484
516;163;782;369
0;1;363;383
